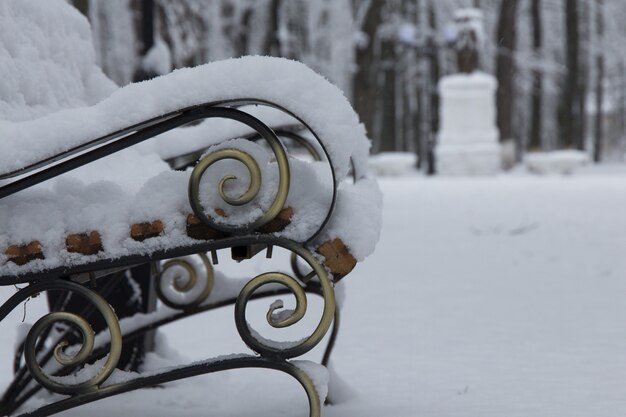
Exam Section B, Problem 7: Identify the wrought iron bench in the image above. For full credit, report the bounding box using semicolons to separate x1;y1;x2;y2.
0;3;381;416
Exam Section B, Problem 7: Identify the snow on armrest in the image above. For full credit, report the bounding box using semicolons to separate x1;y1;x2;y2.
0;56;369;182
0;56;381;280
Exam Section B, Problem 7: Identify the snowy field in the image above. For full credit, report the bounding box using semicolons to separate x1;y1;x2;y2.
2;166;626;417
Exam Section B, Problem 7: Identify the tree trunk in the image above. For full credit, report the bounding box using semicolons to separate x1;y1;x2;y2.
559;0;582;149
379;37;397;152
427;0;439;174
578;0;590;150
72;0;89;16
353;0;384;150
495;0;519;144
617;60;626;138
528;0;543;151
235;8;253;56
263;0;281;56
593;0;604;162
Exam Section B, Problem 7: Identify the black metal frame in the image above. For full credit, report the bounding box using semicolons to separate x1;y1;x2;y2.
0;101;348;417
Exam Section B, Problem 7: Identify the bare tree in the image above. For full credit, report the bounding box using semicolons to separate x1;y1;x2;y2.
559;0;583;149
528;0;542;151
593;0;605;161
263;0;281;56
353;1;384;150
427;0;440;174
495;0;519;144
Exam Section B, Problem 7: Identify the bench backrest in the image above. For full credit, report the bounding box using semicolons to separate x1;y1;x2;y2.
0;0;115;122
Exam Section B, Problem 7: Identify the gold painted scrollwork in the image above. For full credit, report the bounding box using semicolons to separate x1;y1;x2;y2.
234;244;335;359
23;285;122;395
156;253;214;309
188;129;290;235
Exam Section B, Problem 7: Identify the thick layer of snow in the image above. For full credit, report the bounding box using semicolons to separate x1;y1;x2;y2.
436;142;502;176
0;0;381;277
137;105;299;161
524;150;589;175
0;140;380;276
2;169;626;416
368;152;417;177
0;0;115;122
0;54;369;181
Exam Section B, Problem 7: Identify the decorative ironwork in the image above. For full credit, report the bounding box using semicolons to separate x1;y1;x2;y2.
11;357;321;417
155;253;214;309
235;243;335;359
0;100;343;285
0;240;336;417
0;280;122;399
0;98;352;417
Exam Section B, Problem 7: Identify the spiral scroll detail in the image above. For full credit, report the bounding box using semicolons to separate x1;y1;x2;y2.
234;244;335;359
188;108;290;235
156;253;214;309
23;285;122;395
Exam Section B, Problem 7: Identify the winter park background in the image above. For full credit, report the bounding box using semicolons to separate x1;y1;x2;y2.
2;0;626;416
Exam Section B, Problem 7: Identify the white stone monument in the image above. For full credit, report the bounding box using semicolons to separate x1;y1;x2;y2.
435;9;501;175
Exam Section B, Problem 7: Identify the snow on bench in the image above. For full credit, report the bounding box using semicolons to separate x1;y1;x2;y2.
0;2;381;416
0;57;381;280
0;2;381;282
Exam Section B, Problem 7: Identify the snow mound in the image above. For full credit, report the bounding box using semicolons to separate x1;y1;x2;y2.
0;55;370;182
525;150;589;175
0;0;116;122
368;152;417;177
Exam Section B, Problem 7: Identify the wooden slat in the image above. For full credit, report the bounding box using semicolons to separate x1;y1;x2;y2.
317;238;356;281
258;207;294;233
5;241;45;266
186;214;228;240
130;220;164;242
65;231;103;255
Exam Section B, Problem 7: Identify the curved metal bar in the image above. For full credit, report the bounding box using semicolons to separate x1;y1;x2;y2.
321;306;340;369
13;357;321;417
4;282;339;414
165;126;321;170
187;107;290;235
188;136;290;233
0;280;122;396
0;113;183;180
0;99;338;246
5;274;125;408
289;252;340;369
248;129;323;162
290;252;308;281
273;130;323;162
234;242;335;359
2;235;326;285
155;253;214;310
175;98;339;245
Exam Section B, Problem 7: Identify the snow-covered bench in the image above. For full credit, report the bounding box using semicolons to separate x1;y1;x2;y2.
0;2;381;416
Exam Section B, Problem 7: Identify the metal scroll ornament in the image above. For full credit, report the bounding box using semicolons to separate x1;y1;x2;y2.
234;243;335;359
22;283;122;395
156;253;214;309
188;130;290;235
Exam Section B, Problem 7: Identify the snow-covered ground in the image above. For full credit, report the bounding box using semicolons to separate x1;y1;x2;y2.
2;166;626;416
